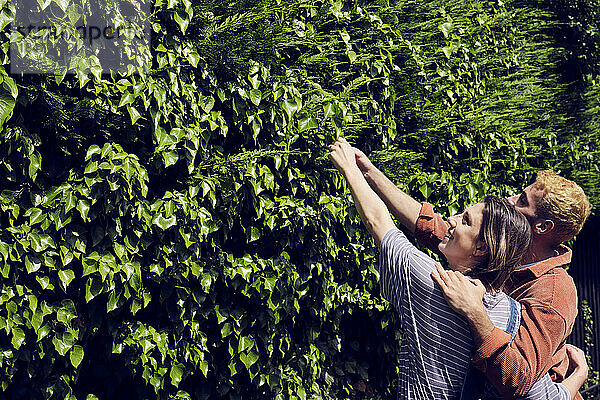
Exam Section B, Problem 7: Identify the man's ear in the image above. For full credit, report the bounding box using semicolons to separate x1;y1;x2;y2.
533;219;554;235
473;240;488;258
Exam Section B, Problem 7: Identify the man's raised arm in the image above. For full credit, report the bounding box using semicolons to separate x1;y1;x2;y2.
354;149;450;252
353;149;421;234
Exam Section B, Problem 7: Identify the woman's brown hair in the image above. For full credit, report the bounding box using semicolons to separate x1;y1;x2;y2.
469;195;532;291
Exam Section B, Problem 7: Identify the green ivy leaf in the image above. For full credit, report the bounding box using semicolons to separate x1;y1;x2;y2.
25;255;41;274
29;152;41;181
187;49;200;67
58;269;75;290
324;103;335;119
107;291;119;312
85;278;102;302
36;275;52;290
77;200;91;221
281;97;302;119
31;309;43;332
174;11;189;33
37;324;51;341
201;96;215;113
298;117;318;133
162;151;179;167
170;363;184;387
240;350;259;370
53;0;68;12
347;50;357;63
1;261;9;278
153;214;177;230
25;207;44;225
0;242;9;261
64;192;77;213
30;233;56;252
70;345;84;368
52;336;71;356
2;72;18;99
199;360;208;377
85;145;101;161
439;22;453;38
119;92;135;108
249;89;261;106
249;226;260;242
0;92;15;129
419;183;431;199
11;327;25;349
467;183;478;199
238;336;255;353
128;106;142;125
298;385;307;400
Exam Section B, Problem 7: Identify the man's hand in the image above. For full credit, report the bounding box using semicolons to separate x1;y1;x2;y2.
561;344;589;399
329;138;361;177
335;143;421;234
353;147;375;175
431;263;494;346
565;344;589;379
431;263;486;317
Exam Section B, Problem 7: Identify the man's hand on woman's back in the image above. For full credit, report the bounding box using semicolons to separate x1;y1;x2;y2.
431;263;495;347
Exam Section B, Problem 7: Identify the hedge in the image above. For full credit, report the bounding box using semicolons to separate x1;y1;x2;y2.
0;0;598;398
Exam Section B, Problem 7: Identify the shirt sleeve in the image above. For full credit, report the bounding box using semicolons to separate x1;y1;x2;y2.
379;228;408;309
556;384;570;400
471;303;570;398
379;227;436;310
519;373;570;400
414;202;450;253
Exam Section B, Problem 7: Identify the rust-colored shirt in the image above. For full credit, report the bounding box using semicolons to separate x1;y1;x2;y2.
414;203;579;399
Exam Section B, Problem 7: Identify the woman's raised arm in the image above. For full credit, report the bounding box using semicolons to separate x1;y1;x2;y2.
328;138;396;246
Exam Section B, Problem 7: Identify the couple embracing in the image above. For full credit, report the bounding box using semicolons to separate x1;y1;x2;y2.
328;138;592;399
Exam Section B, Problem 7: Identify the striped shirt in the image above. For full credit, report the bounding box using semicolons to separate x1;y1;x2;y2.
379;228;570;400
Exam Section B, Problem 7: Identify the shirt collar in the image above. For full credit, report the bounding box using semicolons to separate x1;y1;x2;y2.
515;245;572;278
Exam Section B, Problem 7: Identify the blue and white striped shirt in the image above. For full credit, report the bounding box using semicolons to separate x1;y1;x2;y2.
379;228;569;400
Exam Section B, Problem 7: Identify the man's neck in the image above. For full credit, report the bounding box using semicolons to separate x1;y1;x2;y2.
522;240;559;265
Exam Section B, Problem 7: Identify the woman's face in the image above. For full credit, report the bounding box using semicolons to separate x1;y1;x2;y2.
438;202;487;273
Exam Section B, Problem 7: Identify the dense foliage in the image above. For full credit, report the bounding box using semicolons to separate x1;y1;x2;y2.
0;0;598;399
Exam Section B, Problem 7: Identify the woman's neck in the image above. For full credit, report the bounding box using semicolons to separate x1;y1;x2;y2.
446;261;493;293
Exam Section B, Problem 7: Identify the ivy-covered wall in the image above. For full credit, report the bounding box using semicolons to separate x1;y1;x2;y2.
0;0;598;399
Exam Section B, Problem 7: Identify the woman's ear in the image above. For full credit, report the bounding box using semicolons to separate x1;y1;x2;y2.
473;240;488;258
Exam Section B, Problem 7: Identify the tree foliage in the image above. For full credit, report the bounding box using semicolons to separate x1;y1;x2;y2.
0;0;598;398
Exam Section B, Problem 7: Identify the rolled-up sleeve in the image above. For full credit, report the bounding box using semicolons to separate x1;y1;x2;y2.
414;203;450;253
471;303;570;398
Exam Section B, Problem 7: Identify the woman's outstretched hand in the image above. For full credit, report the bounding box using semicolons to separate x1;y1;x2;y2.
431;263;486;318
328;137;361;177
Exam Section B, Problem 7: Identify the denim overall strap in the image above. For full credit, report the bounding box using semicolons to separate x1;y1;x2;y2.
506;297;520;343
459;297;521;400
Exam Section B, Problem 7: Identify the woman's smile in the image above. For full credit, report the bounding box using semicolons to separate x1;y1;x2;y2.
442;230;453;243
438;202;487;272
